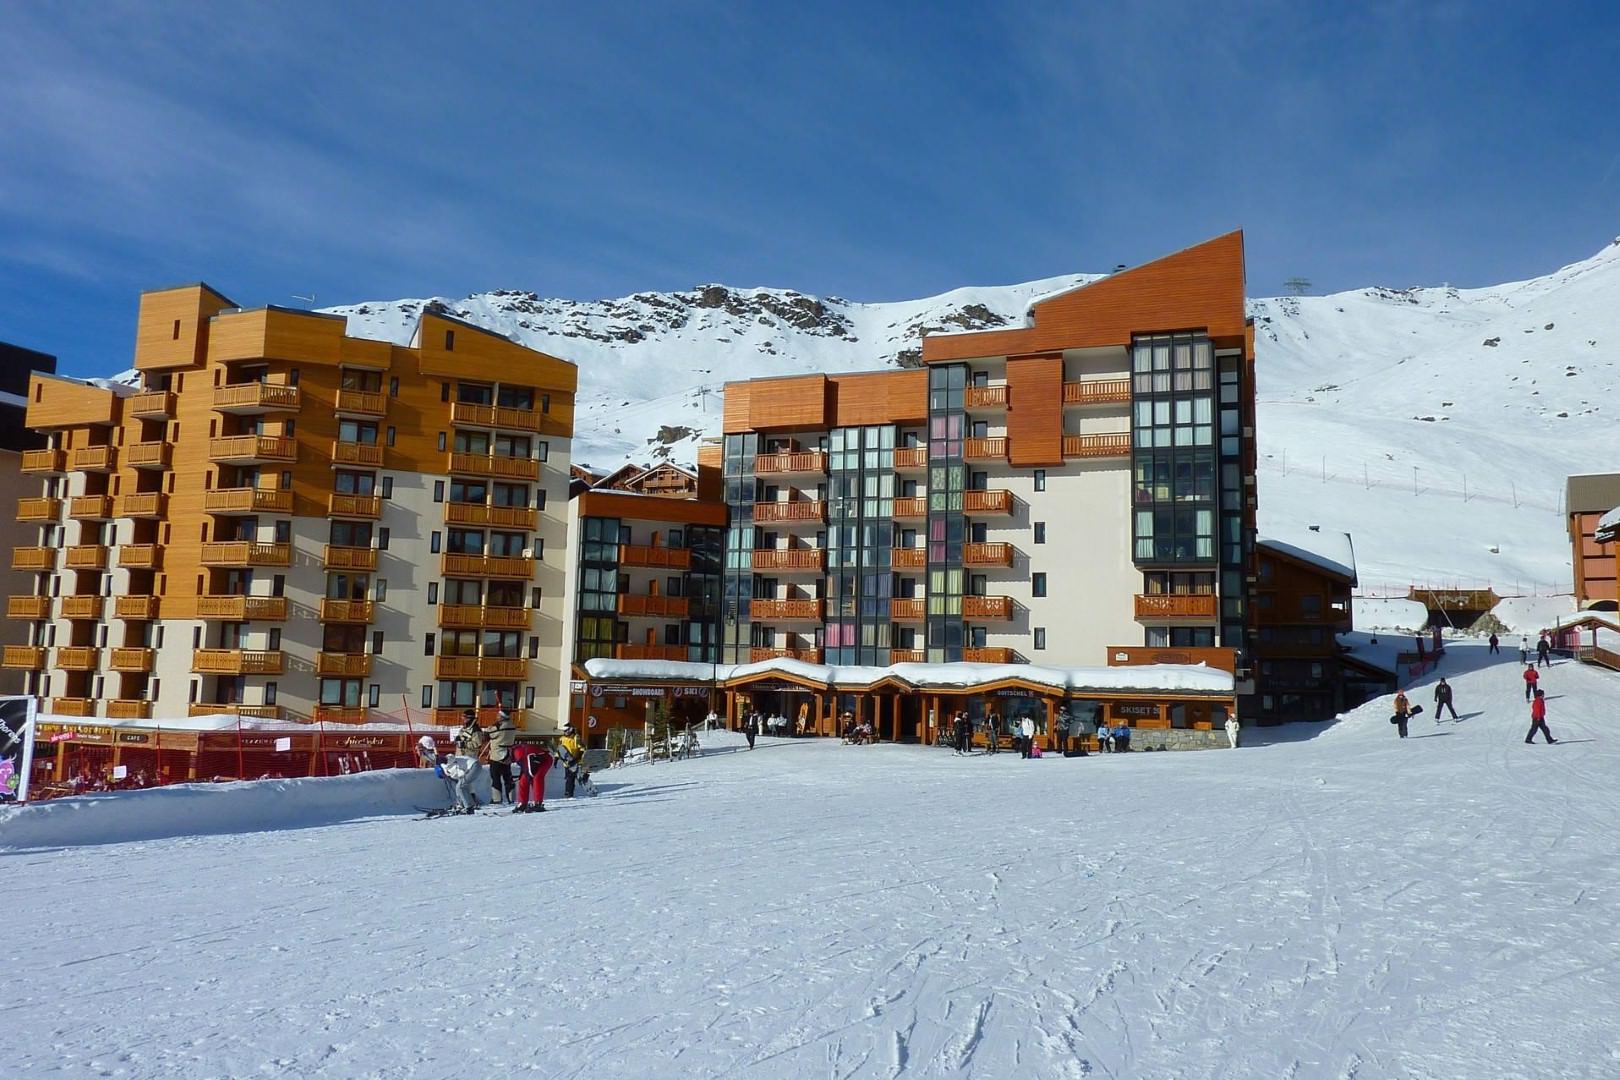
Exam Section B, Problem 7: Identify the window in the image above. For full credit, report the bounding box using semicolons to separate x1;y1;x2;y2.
530;586;542;607
541;393;550;414
1034;522;1045;545
368;684;381;707
433;481;445;503
280;470;293;490
1032;573;1047;597
378;527;390;550
1300;594;1322;618
275;520;291;543
445;329;455;351
427;583;438;605
288;369;300;387
421;686;433;708
371;631;383;654
430;531;442;554
533;538;544;560
375;579;387;601
389;376;399;398
1034;628;1046;650
171;319;180;340
441;382;450;402
525;686;536;708
265;682;278;705
425;633;436;655
386;426;396;447
1034;470;1046;492
381;476;393;499
528;636;540;659
535;488;547;511
537;441;549;462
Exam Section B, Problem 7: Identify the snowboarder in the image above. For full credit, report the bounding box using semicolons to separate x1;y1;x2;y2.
1225;714;1241;749
1488;632;1500;655
743;713;757;750
1523;664;1540;702
512;741;552;812
1019;716;1036;759
487;710;517;805
1536;633;1552;668
1525;688;1557;745
1392;689;1411;739
558;725;585;798
1433;678;1459;721
986;710;1002;754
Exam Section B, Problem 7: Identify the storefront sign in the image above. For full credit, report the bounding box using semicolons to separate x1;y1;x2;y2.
1113;702;1160;718
993;688;1040;698
735;681;806;693
116;732;151;744
570;681;587;693
673;687;709;698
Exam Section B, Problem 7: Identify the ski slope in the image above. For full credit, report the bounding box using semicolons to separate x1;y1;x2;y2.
6;641;1619;1077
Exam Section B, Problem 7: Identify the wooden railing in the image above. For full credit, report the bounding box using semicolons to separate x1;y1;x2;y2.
313;706;372;724
192;649;285;675
119;492;166;517
106;700;153;719
334;389;387;416
323;545;378;571
962;647;1014;664
12;547;53;571
1062;433;1131;458
59;595;103;620
964;437;1008;461
430;707;531;727
329;493;383;518
18;497;61;521
448;452;540;480
55;647;100;670
49;698;95;716
209;435;296;462
110;648;155;672
748;647;823;664
891;548;926;569
618;543;691;569
318;599;374;623
198;595;289;620
205;487;294;514
450;401;542;432
615;644;689;661
125;441;172;469
753;451;828;474
69;495;112;519
66;545;109;569
213;382;301;410
617;594;692;618
748;598;823;620
435;656;527;680
199;542;292;567
331;440;384;466
889;649;925;664
964;542;1014;567
440;553;533;578
1062;378;1131;405
964;489;1013;515
115;595;160;619
72;445;116;471
127;389;175;417
445;502;535;529
752;500;826;524
7;596;51;619
438;605;529;629
751;548;824;571
1133;593;1219;619
964;384;1009;409
893;497;928;518
188;704;283;719
21;448;66;473
891;599;925;620
315;652;373;677
963;595;1013;619
116;544;161;569
893;446;928;469
1;646;46;668
1577;644;1620;671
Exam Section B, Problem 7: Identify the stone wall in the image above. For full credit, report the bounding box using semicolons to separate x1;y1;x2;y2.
1123;727;1232;751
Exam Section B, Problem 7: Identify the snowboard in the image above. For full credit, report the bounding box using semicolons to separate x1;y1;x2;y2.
1389;705;1425;725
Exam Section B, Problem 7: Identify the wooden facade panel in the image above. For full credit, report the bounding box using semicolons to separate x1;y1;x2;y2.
828;369;928;427
414;313;579;398
208;308;348;366
722;383;753;433
576;489;727;526
26;376;118;429
745;376;828;431
1006;356;1064;467
134;285;232;371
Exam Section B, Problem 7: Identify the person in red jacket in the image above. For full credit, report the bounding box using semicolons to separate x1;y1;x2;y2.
1522;664;1540;702
1525;688;1557;745
511;742;553;813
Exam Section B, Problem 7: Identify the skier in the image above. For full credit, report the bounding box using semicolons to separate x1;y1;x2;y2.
1536;633;1552;668
1224;713;1241;749
1488;632;1500;655
1019;715;1036;758
440;749;484;814
1524;688;1557;744
1523;664;1540;702
511;741;552;812
454;710;489;759
1519;636;1530;665
1392;689;1412;739
558;724;585;798
486;710;517;806
743;712;757;750
1433;678;1459;722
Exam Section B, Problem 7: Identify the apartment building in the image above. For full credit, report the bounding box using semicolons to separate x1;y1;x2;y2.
5;284;576;731
1250;530;1357;721
715;232;1258;681
1566;473;1620;608
0;342;57;694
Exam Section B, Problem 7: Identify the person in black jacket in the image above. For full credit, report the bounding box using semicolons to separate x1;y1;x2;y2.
1433;678;1459;722
1536;634;1553;668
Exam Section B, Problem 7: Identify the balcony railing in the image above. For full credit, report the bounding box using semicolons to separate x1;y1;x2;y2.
752;500;826;524
12;547;53;571
55;646;100;671
435;656;527;680
117;544;161;569
963;595;1013;619
7;595;50;619
20;449;66;473
1062;433;1131;459
110;648;155;672
213;383;302;412
106;700;153;719
118;492;167;517
69;495;112;520
125;441;172;469
619;544;691;570
440;553;533;579
323;545;378;571
617;594;692;618
964;542;1014;567
334;389;387;417
210;435;297;463
615;644;689;661
891;547;926;569
448;452;540;481
192;649;285;675
891;598;924;620
65;545;109;569
751;548;825;572
1;646;46;669
748;647;823;664
315;652;373;677
449;401;543;432
59;595;103;620
753;451;827;475
445;502;536;529
437;604;529;630
889;649;925;664
964;384;1009;409
964;489;1013;515
72;446;116;471
18;497;61;522
1063;378;1132;406
893;446;928;469
748;598;823;620
318;599;375;623
198;595;289;620
115;595;160;620
200;542;292;567
331;440;384;467
962;647;1014;664
188;704;283;719
431;707;531;727
1134;593;1219;620
893;497;927;519
313;706;372;724
49;698;95;716
205;487;294;514
327;493;384;519
964;437;1008;461
126;389;175;418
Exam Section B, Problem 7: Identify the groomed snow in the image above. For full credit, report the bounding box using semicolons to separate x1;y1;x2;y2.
7;642;1620;1076
582;656;1235;693
1351;596;1431;632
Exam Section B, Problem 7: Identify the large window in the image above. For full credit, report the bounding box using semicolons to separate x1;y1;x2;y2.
1132;333;1217;564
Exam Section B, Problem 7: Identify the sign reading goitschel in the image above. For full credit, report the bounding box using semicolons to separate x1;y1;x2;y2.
0;696;39;804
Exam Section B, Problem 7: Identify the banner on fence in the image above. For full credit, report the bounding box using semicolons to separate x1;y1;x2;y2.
0;696;39;803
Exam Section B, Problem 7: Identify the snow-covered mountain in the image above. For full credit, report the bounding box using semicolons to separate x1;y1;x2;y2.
321;237;1620;596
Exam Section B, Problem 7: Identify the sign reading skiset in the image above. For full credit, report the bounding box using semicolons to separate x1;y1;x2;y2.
0;696;39;803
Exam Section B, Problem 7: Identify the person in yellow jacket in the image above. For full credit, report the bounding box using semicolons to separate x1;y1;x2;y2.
558;725;586;798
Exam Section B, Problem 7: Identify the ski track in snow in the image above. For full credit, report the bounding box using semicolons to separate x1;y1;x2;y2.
7;642;1620;1077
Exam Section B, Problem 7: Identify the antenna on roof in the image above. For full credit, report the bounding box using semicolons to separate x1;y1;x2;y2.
1113;264;1127;274
291;293;316;307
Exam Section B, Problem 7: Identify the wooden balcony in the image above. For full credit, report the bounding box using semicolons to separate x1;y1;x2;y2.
431;706;531;727
115;595;161;620
964;384;1009;409
964;489;1013;515
964;542;1014;567
12;547;53;571
110;648;155;673
331;440;384;467
748;647;823;664
59;595;103;620
752;500;826;525
748;598;823;620
334;389;387;417
7;595;50;619
72;445;116;471
199;595;289;620
450;401;542;432
210;435;296;463
615;644;689;661
315;652;373;677
1134;593;1219;620
327;493;383;519
18;496;61;521
50;698;95;717
192;649;285;675
118;492;167;518
206;487;294;515
963;595;1013;620
964;437;1008;461
448;452;540;481
750;548;823;573
65;545;109;569
213;382;301;412
894;446;928;470
891;547;926;569
1063;378;1132;406
318;599;375;623
962;647;1014;664
117;544;162;569
125;441;172;470
1062;433;1131;459
200;541;291;567
893;497;927;519
617;594;692;618
437;604;529;630
2;645;46;669
188;703;282;719
21;448;66;474
434;656;527;680
127;389;175;418
324;545;378;571
891;599;924;620
620;544;691;570
440;553;533;579
55;647;101;671
889;649;925;664
106;700;153;720
69;495;112;520
446;502;536;529
753;451;827;475
313;706;372;724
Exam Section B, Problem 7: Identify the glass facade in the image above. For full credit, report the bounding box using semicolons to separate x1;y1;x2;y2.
926;364;967;661
721;433;758;662
575;516;621;660
824;426;894;664
685;524;724;662
1131;333;1216;563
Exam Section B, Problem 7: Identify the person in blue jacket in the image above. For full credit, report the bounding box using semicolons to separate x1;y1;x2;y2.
1112;724;1132;752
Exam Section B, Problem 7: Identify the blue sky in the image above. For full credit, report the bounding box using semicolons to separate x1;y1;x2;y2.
2;1;1617;378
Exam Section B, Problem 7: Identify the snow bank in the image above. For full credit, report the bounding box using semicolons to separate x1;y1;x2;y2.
1351;597;1430;631
1491;593;1578;633
0;768;463;851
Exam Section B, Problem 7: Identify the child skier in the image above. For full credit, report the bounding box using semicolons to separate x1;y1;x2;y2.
511;741;552;813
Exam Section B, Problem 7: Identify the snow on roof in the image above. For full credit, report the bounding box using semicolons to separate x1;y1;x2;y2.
1258;530;1357;582
1336;631;1403;675
31;712;455;733
1351;597;1430;633
582;657;1233;694
1597;505;1620;542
